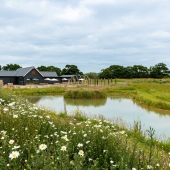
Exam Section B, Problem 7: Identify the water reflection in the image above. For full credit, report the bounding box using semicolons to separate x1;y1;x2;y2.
64;98;107;107
27;95;170;139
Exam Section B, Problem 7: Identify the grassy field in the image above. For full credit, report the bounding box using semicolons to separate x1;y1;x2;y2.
0;90;170;169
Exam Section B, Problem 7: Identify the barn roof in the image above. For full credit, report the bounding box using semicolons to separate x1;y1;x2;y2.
15;66;35;76
0;70;16;76
0;66;57;77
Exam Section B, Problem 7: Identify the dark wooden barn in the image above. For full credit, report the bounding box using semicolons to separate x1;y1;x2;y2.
0;66;59;85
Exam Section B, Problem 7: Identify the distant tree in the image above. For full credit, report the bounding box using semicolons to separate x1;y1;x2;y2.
149;63;169;78
84;72;98;79
131;65;149;78
46;66;61;76
61;65;83;75
0;65;1;70
2;64;22;70
99;68;112;79
123;66;133;78
37;66;48;71
108;65;125;78
37;65;61;76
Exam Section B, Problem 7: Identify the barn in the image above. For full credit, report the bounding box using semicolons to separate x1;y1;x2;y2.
0;66;58;85
0;66;77;85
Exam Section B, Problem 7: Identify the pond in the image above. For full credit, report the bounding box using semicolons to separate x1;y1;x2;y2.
28;95;170;139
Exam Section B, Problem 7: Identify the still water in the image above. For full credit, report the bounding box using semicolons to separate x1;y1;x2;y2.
28;95;170;139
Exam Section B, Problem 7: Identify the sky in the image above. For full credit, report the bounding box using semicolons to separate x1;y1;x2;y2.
1;0;170;73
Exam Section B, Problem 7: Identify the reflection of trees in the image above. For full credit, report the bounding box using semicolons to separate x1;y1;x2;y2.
27;97;42;103
64;98;107;107
133;100;170;116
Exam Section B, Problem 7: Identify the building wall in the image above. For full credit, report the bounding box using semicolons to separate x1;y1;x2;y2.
0;77;17;84
24;68;44;85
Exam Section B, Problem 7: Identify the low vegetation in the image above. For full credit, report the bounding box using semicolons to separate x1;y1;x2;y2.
13;87;66;96
0;90;170;169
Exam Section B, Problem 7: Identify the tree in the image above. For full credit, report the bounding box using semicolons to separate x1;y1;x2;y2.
108;65;125;78
84;72;98;79
37;66;48;71
99;68;112;79
46;66;61;76
131;65;149;78
61;65;83;75
2;64;22;70
149;63;169;78
37;65;61;76
123;66;133;78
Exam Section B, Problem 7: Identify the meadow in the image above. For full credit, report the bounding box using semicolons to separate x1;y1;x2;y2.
0;85;170;169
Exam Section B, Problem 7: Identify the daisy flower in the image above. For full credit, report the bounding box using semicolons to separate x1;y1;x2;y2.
78;150;84;156
39;144;47;150
9;151;20;160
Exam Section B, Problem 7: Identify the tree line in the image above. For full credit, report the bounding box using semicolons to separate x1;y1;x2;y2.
0;63;170;79
98;63;170;79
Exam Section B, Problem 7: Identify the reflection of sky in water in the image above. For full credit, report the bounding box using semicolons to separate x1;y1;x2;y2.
35;96;170;139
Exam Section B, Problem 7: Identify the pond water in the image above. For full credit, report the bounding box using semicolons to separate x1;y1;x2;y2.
28;95;170;139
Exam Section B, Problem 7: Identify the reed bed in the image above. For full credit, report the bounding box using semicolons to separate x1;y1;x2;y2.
0;90;170;169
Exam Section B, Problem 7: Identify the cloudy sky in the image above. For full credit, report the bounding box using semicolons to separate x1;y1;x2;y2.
1;0;170;73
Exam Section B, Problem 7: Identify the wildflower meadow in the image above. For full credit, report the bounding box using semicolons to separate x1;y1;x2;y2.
0;90;170;169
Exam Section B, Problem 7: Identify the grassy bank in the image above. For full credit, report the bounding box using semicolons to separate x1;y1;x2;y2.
13;86;66;95
0;90;170;169
106;81;170;110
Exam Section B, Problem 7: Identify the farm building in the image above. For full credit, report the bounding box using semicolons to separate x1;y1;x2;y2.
0;66;76;85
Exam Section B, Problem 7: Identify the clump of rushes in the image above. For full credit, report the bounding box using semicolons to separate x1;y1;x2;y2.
64;90;107;99
0;90;170;169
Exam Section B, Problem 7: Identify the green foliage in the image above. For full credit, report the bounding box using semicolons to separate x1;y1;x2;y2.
99;63;170;79
2;63;22;71
64;90;107;99
84;72;98;79
99;68;112;79
37;65;61;76
131;65;149;78
62;64;83;75
149;63;169;78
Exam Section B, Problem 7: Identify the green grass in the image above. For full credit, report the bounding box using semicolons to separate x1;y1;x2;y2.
13;86;66;95
0;90;170;169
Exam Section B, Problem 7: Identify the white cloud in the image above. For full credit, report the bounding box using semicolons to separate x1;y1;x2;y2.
0;0;170;72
